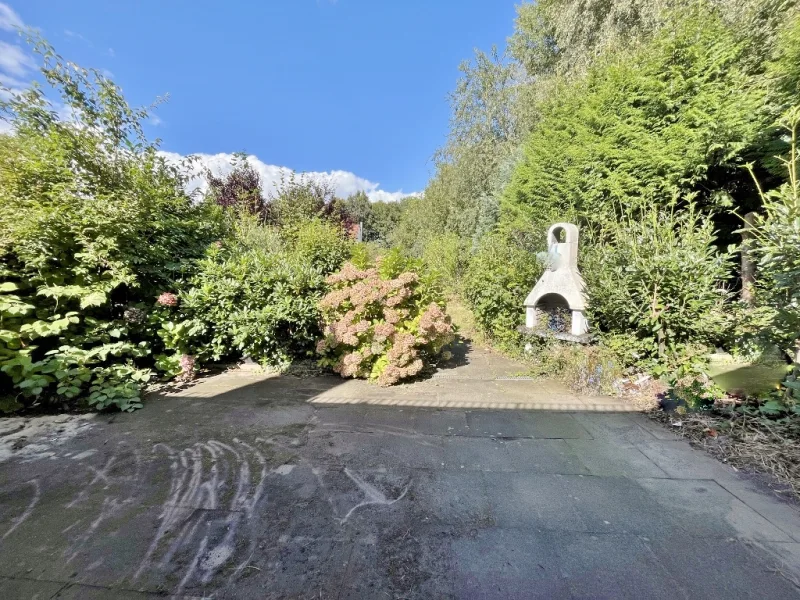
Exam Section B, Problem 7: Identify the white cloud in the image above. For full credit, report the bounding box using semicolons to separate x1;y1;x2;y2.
64;29;93;47
0;70;27;90
0;3;23;32
159;151;419;203
0;40;34;76
0;5;32;100
0;35;32;136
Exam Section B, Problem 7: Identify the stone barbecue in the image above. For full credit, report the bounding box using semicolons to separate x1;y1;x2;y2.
524;222;588;337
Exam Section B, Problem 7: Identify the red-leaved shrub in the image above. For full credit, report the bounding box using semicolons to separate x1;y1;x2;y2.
317;262;454;386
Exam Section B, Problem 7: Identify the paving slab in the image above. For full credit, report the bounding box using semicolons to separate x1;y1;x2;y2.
516;411;593;439
341;532;455;599
409;408;470;436
450;528;570;599
628;412;684;440
648;536;800;599
442;436;514;472
552;533;679;600
505;439;589;474
761;541;800;574
637;439;740;480
52;584;160;599
306;429;446;469
482;472;590;532
215;535;353;600
570;411;658;444
565;439;669;478
360;405;419;433
465;410;536;438
312;405;366;430
546;474;677;536
303;344;625;411
638;478;793;542
0;577;65;600
408;471;493;528
713;474;800;543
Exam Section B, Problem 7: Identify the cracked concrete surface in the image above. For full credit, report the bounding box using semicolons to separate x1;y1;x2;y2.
1;345;800;599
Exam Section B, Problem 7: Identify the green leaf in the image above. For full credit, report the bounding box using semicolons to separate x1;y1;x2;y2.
759;399;786;416
80;291;108;309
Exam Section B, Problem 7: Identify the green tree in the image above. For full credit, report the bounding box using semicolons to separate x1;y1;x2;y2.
583;205;733;370
368;200;404;245
749;108;800;362
403;47;520;249
206;153;265;217
502;7;767;239
266;172;336;228
462;234;542;348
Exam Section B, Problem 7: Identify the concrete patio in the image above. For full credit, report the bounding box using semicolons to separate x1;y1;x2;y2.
307;342;635;412
1;345;800;599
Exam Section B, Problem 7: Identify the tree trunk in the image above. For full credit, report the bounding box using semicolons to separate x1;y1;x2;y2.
741;212;756;305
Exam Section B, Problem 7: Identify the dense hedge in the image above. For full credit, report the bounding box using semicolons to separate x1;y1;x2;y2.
462;234;541;349
154;218;352;375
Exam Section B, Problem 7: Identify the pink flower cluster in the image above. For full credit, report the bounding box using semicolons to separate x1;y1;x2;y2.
378;332;424;386
178;353;196;382
418;303;453;337
316;261;454;387
156;292;178;307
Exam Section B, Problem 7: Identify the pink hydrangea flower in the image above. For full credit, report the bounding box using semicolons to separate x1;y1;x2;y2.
156;292;178;307
317;261;453;387
179;354;196;381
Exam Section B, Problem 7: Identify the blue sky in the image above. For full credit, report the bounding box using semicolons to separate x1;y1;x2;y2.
0;1;519;200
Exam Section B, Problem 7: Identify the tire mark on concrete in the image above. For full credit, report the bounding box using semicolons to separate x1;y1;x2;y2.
339;468;409;524
2;479;40;539
131;439;269;595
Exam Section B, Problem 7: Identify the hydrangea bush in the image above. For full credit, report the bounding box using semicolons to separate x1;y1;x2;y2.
316;262;455;386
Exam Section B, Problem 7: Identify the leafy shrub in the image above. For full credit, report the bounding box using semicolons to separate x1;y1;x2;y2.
286;218;353;274
0;41;220;412
749;108;800;362
207;153;266;216
265;173;337;228
331;191;405;246
0;284;151;412
525;336;623;395
316;262;455;386
717;302;779;364
462;234;542;349
666;375;726;412
768;13;800;116
582;206;733;373
371;247;446;305
152;217;352;372
349;242;384;270
421;233;469;294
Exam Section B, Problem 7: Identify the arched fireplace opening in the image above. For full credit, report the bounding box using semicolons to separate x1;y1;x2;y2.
534;293;571;334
